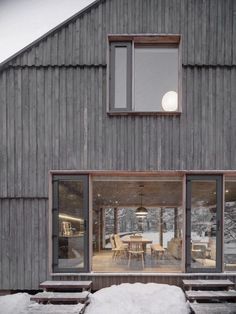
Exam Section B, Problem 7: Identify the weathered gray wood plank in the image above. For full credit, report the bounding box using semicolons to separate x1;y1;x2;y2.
186;290;236;301
30;291;89;303
26;304;86;314
183;279;234;289
190;303;236;314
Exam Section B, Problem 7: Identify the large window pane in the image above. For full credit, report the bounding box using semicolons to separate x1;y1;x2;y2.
134;47;178;111
190;181;217;269
114;47;127;108
58;181;85;269
224;180;236;271
92;177;183;272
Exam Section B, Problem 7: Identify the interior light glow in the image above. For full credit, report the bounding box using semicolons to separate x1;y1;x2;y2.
162;91;178;111
59;214;83;222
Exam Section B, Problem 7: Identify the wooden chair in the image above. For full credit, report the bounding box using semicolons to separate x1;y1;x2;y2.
110;234;119;260
128;241;144;269
113;234;128;258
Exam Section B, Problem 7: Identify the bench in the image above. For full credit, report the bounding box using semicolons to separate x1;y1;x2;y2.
39;280;92;292
150;244;165;258
30;291;89;304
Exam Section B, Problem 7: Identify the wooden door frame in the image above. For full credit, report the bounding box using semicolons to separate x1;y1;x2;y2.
185;174;223;273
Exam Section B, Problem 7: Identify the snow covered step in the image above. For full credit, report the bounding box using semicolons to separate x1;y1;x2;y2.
183;279;234;290
185;290;236;302
30;291;89;304
39;280;92;292
190;303;236;314
26;303;86;314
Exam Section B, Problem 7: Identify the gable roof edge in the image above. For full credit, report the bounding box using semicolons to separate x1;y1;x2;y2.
0;0;103;71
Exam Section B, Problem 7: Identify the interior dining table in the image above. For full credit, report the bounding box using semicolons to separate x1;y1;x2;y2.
122;236;153;254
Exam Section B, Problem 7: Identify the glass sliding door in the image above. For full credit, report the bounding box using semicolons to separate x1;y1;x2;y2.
186;175;223;272
52;175;89;272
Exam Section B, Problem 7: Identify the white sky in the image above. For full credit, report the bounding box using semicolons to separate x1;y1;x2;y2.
0;0;95;64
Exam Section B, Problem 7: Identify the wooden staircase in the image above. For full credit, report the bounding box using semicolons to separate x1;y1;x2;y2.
29;280;92;314
183;279;236;314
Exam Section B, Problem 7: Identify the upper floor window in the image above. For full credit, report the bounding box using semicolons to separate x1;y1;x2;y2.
108;35;181;114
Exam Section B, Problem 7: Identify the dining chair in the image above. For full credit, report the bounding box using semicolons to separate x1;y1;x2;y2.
110;234;119;260
128;241;144;269
113;234;128;258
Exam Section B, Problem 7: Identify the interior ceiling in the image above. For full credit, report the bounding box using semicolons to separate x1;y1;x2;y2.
93;181;182;208
92;180;236;208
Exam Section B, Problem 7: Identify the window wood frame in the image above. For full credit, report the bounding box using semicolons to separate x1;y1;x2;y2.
108;34;182;115
109;42;132;111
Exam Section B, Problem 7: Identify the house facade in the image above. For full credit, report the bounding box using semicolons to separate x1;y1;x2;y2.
0;0;236;291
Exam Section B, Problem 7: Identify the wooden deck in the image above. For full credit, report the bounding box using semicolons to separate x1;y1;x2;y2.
92;250;181;273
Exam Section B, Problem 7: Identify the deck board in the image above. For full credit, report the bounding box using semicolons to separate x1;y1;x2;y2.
39;280;92;291
26;304;85;314
186;290;236;301
183;279;234;289
30;291;89;304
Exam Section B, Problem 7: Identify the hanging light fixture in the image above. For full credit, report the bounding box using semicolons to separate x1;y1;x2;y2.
135;193;148;218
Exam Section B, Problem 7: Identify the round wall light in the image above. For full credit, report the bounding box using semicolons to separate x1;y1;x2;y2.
162;91;178;111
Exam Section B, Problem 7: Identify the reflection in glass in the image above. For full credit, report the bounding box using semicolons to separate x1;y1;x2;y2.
224;180;236;271
191;181;217;268
58;181;85;269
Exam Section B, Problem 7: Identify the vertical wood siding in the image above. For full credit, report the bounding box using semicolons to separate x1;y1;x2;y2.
6;0;236;67
54;274;236;291
0;0;236;290
0;199;49;290
0;67;236;198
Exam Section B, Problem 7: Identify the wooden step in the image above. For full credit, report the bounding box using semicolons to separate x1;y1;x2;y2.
39;280;92;292
183;279;235;290
186;290;236;302
30;291;89;304
27;303;86;314
190;303;236;314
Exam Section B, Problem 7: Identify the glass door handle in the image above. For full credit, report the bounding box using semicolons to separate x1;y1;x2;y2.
217;220;220;231
83;219;87;231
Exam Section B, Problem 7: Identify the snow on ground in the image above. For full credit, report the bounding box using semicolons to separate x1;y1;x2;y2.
0;283;190;314
85;283;190;314
0;293;31;314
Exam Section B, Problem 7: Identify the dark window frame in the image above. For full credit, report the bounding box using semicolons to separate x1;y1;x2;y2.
185;174;223;273
109;41;132;111
52;174;89;273
108;34;181;115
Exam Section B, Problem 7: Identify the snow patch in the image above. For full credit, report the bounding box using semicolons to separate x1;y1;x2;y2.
85;283;190;314
0;293;31;314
